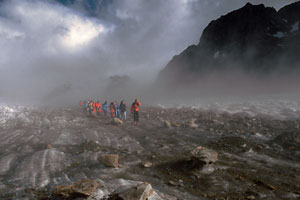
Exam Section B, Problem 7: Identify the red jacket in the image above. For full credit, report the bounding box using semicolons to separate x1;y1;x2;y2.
131;100;141;112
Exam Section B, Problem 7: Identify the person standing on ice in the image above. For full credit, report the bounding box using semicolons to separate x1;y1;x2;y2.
110;102;116;118
84;100;89;113
102;101;108;116
88;101;94;115
83;100;88;112
95;101;101;115
131;99;141;125
115;101;121;119
119;100;127;121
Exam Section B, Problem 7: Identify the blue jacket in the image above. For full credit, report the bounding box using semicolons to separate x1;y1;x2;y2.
102;103;108;111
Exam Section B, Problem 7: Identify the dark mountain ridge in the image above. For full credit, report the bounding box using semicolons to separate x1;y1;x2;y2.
158;2;300;87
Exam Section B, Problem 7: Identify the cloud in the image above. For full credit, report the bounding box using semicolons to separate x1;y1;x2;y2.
0;0;115;104
0;0;111;53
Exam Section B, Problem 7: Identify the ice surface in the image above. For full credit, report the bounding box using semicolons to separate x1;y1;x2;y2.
0;100;299;199
11;149;71;188
243;149;300;168
0;154;17;175
172;98;300;120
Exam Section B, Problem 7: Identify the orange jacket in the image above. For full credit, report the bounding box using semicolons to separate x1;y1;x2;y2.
96;103;101;112
110;103;115;112
131;100;141;112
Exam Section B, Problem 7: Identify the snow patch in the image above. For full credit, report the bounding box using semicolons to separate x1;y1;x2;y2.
273;32;286;38
291;21;299;32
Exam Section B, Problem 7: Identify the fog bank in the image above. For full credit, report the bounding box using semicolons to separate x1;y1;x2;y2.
0;0;299;105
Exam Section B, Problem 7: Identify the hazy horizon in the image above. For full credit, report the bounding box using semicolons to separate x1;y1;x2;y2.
0;0;299;105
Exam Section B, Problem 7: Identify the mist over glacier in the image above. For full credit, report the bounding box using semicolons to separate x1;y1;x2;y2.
0;0;299;105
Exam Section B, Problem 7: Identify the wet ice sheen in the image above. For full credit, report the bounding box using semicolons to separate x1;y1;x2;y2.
173;98;300;120
11;149;71;188
0;100;299;199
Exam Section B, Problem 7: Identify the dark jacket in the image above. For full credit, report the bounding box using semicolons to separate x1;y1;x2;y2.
120;103;126;112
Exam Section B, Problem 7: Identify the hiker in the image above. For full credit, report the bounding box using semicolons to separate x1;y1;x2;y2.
83;100;88;112
96;101;101;115
131;99;141;125
120;100;127;121
116;101;121;119
80;100;83;106
110;102;116;118
88;101;93;115
93;101;97;114
102;101;108;116
86;100;91;114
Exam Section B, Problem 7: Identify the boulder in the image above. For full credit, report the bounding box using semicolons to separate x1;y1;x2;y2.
188;119;198;128
189;146;218;164
142;161;152;168
49;178;175;200
52;179;99;198
164;120;172;128
110;182;154;200
171;121;181;127
112;118;123;125
100;154;119;168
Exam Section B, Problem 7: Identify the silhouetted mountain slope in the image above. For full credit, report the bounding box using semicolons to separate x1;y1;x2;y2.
158;2;300;86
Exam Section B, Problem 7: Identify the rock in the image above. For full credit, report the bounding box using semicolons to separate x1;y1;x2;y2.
168;181;177;186
142;161;152;168
136;148;143;154
171;121;180;127
188;119;198;128
52;179;99;198
52;178;171;200
101;154;119;168
110;182;154;200
164;120;171;128
199;164;215;174
178;180;184;187
112;118;123;125
189;146;218;164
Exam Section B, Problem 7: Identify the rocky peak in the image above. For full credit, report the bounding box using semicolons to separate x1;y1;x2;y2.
157;1;300;86
199;2;286;53
278;1;300;24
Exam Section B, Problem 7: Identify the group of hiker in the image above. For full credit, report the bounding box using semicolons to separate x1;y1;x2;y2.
80;99;141;125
